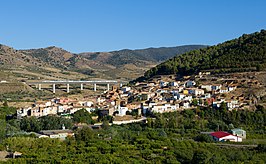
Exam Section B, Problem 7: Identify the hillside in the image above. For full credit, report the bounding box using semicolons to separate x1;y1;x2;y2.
78;45;205;79
142;29;266;80
79;45;205;66
0;44;90;86
0;43;204;84
21;45;206;80
21;46;74;69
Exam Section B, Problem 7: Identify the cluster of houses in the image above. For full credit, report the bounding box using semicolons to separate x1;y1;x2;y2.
18;72;253;119
96;73;244;117
17;98;95;119
15;72;252;142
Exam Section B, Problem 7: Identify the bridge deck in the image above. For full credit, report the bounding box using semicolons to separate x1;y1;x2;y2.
27;80;121;85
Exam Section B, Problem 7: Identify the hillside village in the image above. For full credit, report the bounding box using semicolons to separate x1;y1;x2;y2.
17;71;262;121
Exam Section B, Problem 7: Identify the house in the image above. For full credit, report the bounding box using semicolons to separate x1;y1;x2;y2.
170;82;178;87
117;106;128;116
159;81;169;87
151;105;167;113
183;89;189;95
39;129;74;140
210;131;242;142
188;88;205;96
17;107;31;119
121;86;131;93
174;93;186;100
183;95;193;102
201;93;211;99
230;128;246;139
227;100;239;110
201;84;212;92
142;104;149;115
83;101;94;107
219;87;228;94
182;101;190;108
186;80;196;87
228;86;237;92
212;84;222;91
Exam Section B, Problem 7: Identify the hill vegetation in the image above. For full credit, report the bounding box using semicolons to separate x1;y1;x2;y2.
81;45;206;66
142;30;266;80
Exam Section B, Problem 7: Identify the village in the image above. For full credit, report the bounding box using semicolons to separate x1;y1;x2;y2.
17;72;261;120
14;72;259;142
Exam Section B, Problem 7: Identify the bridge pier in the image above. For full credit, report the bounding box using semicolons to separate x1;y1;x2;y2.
94;83;97;91
107;83;110;91
38;84;42;90
80;83;84;90
67;84;70;93
53;84;56;93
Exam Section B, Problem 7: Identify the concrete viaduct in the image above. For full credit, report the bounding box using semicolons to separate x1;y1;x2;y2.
27;80;123;93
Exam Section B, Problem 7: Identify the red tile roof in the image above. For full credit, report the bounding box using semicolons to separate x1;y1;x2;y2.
210;131;231;138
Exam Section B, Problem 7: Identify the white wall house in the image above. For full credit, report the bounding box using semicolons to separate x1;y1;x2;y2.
121;87;131;93
210;131;242;142
227;100;239;110
117;106;128;116
201;85;212;92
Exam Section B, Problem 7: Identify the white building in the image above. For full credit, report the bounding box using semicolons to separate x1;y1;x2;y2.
227;100;239;110
210;131;242;142
121;87;131;93
170;82;178;87
117;106;128;116
201;85;212;92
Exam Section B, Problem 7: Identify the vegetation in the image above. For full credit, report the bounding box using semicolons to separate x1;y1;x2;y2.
72;109;95;124
141;29;266;80
105;45;206;66
0;104;265;162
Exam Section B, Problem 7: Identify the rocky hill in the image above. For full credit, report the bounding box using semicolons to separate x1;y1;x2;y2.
77;45;206;79
21;46;74;69
0;44;205;81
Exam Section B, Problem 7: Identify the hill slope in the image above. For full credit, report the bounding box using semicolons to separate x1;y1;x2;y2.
20;45;206;80
79;45;205;66
142;29;266;80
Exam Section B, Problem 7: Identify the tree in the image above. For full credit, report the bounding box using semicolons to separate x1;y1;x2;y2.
220;102;227;112
75;127;94;141
73;109;94;124
40;115;73;130
194;134;213;143
0;119;6;141
192;149;212;164
101;119;110;130
20;117;41;132
192;99;198;106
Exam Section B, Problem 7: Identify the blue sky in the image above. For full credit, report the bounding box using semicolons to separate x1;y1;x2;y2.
0;0;265;53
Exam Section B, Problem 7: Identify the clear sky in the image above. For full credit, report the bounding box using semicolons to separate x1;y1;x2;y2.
0;0;265;53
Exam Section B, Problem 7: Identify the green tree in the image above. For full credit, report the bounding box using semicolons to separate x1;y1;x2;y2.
75;127;94;141
20;117;41;132
194;134;213;143
0;119;6;141
73;109;95;124
192;149;212;164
